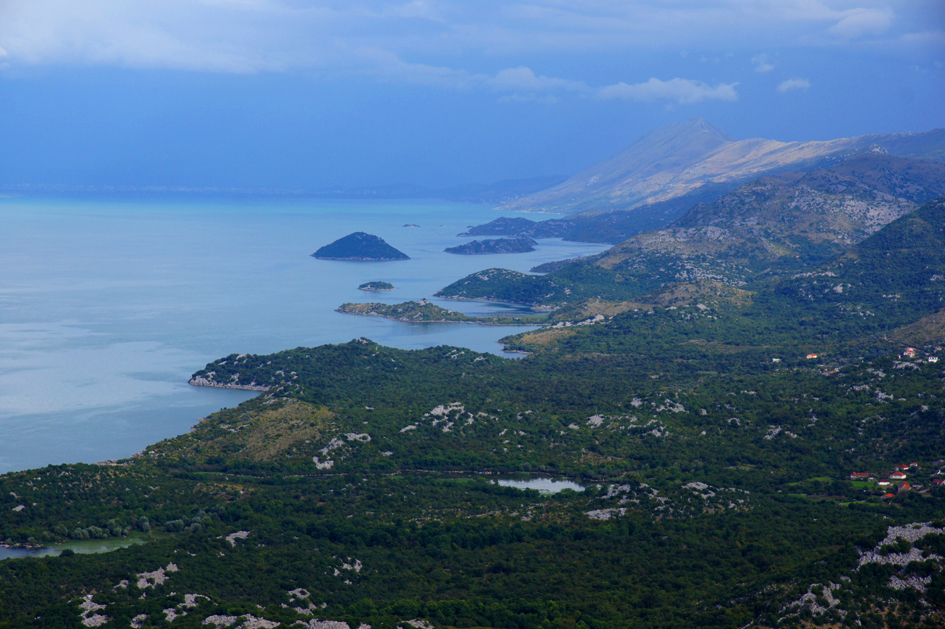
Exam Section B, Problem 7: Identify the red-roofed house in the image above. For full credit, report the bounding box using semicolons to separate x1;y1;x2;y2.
849;472;869;480
891;471;908;480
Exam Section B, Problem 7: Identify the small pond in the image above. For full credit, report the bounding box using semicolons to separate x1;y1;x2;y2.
494;478;588;494
0;536;150;560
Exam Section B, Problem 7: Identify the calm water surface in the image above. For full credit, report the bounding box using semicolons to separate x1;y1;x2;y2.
0;196;609;473
495;478;588;493
0;536;150;560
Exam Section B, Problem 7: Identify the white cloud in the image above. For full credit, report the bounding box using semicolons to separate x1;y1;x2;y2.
777;78;811;93
488;66;588;94
346;53;588;101
498;93;560;105
828;8;894;39
751;54;774;73
597;77;739;104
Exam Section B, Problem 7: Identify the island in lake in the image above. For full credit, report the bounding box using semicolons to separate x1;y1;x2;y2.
445;236;537;255
312;232;410;261
358;281;395;291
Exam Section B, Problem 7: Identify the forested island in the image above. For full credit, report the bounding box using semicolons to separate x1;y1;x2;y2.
358;281;395;291
312;232;410;261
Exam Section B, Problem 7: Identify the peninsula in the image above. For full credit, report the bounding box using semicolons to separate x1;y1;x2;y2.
336;299;543;325
445;236;537;255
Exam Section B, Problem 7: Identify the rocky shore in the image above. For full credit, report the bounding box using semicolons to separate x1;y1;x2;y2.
187;376;270;392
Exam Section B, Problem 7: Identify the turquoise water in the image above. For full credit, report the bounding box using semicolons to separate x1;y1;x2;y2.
0;536;150;561
0;196;609;473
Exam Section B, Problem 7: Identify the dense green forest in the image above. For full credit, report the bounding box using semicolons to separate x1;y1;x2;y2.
2;199;945;629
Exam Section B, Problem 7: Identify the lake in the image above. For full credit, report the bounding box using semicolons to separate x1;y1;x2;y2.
495;478;588;493
0;536;150;561
0;195;609;473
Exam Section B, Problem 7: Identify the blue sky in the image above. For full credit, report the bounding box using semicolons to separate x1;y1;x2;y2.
1;0;943;190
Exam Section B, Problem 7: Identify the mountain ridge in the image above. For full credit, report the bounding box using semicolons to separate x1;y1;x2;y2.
498;119;945;216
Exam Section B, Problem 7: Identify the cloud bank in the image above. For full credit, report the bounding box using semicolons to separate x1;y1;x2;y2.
597;78;739;104
0;1;931;75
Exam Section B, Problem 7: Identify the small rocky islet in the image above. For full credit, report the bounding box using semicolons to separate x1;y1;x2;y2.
358;281;395;291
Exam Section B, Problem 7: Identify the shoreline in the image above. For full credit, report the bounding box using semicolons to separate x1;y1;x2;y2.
187;376;270;392
334;308;542;327
313;256;409;261
433;294;556;311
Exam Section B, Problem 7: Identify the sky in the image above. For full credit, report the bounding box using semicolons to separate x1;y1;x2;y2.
0;0;943;191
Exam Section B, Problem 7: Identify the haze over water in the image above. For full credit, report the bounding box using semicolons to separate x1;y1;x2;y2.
0;196;608;473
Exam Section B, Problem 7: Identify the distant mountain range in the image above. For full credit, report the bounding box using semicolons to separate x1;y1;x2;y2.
593;152;945;285
498;118;945;216
437;152;945;307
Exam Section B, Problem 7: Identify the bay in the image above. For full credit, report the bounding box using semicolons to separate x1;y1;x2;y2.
0;195;609;473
